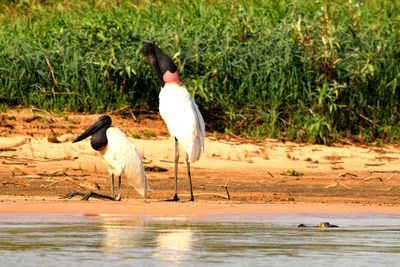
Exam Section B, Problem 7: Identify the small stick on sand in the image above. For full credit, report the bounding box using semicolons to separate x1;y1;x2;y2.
0;138;30;151
129;110;137;121
336;180;351;189
40;178;97;190
339;172;357;178
39;168;70;177
180;192;230;200
12;166;29;175
2;161;27;165
378;187;394;191
222;177;231;200
14;175;42;179
365;163;385;167
363;177;383;182
2;181;31;187
50;168;70;175
180;178;231;200
384;175;394;182
325;182;338;189
372;170;400;174
267;171;274;178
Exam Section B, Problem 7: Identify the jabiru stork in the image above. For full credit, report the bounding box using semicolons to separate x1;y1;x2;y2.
64;115;149;201
142;42;205;201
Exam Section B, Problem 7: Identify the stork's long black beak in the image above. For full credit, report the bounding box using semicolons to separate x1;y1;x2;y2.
142;42;165;87
148;54;165;87
73;115;111;143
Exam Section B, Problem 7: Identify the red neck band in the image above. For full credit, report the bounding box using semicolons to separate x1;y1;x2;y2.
163;70;183;85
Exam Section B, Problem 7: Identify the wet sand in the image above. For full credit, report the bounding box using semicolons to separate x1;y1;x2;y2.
0;198;399;216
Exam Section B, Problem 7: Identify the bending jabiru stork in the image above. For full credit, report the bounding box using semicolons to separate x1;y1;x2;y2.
64;115;149;201
142;42;205;202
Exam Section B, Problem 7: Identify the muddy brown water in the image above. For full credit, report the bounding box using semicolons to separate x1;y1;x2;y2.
0;212;399;266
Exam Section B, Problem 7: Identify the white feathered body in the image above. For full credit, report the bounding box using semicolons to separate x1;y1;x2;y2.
159;83;205;162
98;127;149;197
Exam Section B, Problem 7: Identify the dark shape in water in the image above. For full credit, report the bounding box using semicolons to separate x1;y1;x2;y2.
298;222;339;228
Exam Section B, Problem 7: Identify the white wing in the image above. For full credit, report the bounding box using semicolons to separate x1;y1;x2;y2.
159;83;205;162
100;127;149;197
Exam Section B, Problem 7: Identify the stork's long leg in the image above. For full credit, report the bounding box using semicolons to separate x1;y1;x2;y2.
186;153;194;201
111;174;115;199
172;137;180;201
163;137;180;202
115;175;121;201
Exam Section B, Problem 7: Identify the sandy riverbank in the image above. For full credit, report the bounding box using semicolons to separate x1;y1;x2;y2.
1;109;400;211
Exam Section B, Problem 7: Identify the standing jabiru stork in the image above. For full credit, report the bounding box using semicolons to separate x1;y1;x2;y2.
64;115;149;201
142;42;205;202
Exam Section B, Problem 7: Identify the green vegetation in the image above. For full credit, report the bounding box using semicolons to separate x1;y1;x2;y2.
131;133;142;139
144;130;155;138
285;169;305;177
0;0;399;143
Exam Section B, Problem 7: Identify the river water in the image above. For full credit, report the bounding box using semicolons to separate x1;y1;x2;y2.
0;212;399;266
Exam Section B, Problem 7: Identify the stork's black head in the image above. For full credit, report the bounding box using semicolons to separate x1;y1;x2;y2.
142;42;181;87
73;115;112;151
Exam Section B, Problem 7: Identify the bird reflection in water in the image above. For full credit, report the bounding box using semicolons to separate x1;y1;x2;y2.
153;227;195;263
83;214;195;263
91;215;148;253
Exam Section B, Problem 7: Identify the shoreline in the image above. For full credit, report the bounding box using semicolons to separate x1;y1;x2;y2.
0;198;399;216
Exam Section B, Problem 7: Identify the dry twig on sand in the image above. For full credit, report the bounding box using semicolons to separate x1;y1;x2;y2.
363;177;383;182
180;178;231;200
39;168;70;177
325;182;338;189
336;180;351;189
13;175;42;179
2;181;31;187
378;187;394;191
325;180;351;190
222;177;231;200
372;170;400;174
180;192;230;200
384;175;394;182
338;172;357;178
365;163;385;167
12;165;29;175
0;138;30;151
40;178;98;190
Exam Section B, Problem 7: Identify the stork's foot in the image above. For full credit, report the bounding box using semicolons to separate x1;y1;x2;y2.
181;196;195;203
81;191;116;201
61;190;85;199
164;194;180;202
61;190;118;201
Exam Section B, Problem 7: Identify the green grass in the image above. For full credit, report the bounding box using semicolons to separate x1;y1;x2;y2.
144;130;155;138
285;169;305;177
131;133;141;139
0;0;399;143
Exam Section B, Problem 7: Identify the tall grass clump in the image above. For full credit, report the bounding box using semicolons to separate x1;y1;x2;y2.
0;0;399;143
